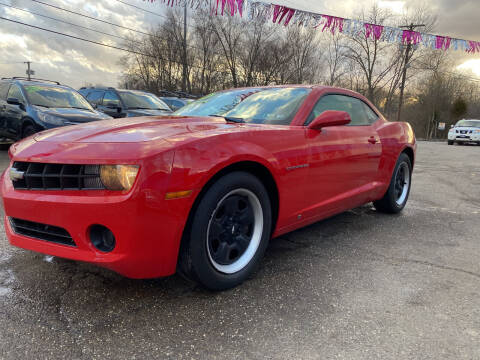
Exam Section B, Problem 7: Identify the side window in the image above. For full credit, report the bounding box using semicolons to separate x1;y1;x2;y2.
102;91;121;107
306;94;371;126
86;91;104;106
306;95;340;124
0;82;10;100
346;98;370;126
7;85;26;104
362;102;379;124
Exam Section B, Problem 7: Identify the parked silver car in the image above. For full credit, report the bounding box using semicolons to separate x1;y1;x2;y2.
448;119;480;145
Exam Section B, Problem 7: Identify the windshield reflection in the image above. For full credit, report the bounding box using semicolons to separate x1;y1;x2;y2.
173;88;264;117
224;87;311;125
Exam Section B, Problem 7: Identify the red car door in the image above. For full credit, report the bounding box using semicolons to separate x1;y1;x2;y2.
301;94;382;220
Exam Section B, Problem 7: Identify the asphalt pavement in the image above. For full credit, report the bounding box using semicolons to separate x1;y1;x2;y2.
0;141;479;359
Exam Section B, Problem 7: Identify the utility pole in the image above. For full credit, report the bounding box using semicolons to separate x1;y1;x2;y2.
397;23;425;122
182;2;187;92
24;61;33;80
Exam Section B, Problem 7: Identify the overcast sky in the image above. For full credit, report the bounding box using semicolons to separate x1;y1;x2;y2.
0;0;479;89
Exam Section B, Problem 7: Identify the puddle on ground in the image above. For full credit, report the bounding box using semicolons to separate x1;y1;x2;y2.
0;251;14;297
0;268;14;297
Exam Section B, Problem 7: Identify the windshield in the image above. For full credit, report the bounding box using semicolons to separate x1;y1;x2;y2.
173;88;264;116
24;85;93;110
164;98;186;110
118;91;170;110
224;87;311;125
456;120;480;128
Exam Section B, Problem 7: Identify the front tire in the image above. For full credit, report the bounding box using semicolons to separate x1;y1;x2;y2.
374;153;412;214
22;124;36;138
447;140;454;145
178;171;272;291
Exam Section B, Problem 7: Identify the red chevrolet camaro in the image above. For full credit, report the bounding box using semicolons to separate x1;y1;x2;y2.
1;86;416;290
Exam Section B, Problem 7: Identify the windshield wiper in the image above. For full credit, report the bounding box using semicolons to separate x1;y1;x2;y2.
224;116;245;123
55;106;90;110
70;107;90;110
209;114;245;123
128;107;152;110
32;104;50;108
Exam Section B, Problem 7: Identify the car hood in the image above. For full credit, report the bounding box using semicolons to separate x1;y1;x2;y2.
32;116;248;143
37;107;109;123
126;109;172;117
454;126;480;131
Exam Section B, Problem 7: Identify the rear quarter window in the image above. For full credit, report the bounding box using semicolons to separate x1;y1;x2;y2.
86;91;105;105
0;82;10;100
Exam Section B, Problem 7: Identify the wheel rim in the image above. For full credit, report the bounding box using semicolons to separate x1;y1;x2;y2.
206;188;263;274
394;162;410;206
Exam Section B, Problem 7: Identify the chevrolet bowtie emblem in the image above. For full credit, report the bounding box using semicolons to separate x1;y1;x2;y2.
9;168;24;181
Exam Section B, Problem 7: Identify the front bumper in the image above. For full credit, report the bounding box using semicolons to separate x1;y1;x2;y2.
448;133;480;142
1;168;193;278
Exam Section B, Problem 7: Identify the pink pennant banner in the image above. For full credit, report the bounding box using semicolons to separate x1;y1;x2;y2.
467;41;480;53
364;23;383;40
402;30;422;45
217;0;244;16
435;36;451;50
320;15;344;34
143;0;480;55
272;5;295;26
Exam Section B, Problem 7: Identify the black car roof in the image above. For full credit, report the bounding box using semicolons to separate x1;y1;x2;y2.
1;77;61;85
79;86;116;91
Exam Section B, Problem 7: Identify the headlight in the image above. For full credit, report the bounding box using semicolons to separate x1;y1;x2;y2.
100;165;139;191
37;112;65;125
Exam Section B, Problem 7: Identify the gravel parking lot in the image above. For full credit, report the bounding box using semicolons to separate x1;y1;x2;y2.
0;141;479;359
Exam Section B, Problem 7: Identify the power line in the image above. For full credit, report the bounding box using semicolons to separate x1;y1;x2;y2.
1;16;158;58
0;2;131;42
30;0;153;37
0;15;229;73
113;0;203;32
30;0;217;55
113;0;168;19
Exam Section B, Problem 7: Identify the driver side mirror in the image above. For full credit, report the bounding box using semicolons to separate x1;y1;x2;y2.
308;110;351;130
7;97;25;111
7;97;22;106
106;103;122;113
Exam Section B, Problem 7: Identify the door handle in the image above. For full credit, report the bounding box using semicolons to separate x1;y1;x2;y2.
368;136;377;144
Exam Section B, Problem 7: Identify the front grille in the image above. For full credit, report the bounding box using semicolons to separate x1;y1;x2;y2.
9;217;76;246
12;162;104;190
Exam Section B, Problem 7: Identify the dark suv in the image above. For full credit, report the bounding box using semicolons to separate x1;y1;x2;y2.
78;87;172;118
0;77;112;140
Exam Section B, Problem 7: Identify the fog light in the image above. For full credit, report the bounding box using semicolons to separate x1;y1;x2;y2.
90;225;116;252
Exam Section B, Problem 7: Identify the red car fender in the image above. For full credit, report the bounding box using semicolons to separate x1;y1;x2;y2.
169;138;282;195
376;120;416;184
166;139;283;237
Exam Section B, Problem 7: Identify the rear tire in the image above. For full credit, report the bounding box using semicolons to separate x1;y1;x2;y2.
447;140;454;145
374;153;412;214
178;171;272;291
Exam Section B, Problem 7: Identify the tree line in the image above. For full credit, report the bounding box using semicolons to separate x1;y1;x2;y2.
119;5;480;139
